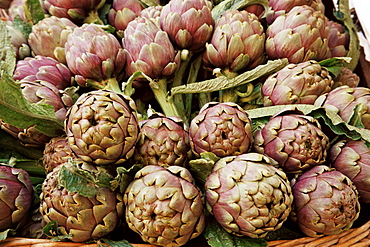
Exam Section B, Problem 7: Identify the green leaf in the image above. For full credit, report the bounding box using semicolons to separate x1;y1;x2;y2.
43;221;73;241
24;0;45;24
11;16;33;39
212;0;269;20
189;152;219;184
318;57;350;78
0;21;16;75
204;217;268;247
0;73;64;137
171;59;289;95
0;229;16;241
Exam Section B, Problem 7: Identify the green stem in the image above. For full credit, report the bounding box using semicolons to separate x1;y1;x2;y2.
150;78;182;118
219;69;239;103
103;78;123;94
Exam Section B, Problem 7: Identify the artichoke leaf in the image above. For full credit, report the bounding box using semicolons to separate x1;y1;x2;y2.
204;216;268;247
170;59;289;95
319;57;352;79
0;229;16;241
334;0;360;70
0;21;16;75
43;221;73;241
189;152;220;184
24;0;45;25
212;0;269;20
100;238;134;246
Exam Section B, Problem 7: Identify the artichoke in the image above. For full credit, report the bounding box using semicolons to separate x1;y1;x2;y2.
262;60;333;106
140;6;163;27
265;5;331;63
332;67;360;89
254;113;330;174
189;102;253;157
205;153;293;238
6;24;31;60
328;20;349;58
65;23;126;88
28;16;78;65
0;164;33;231
314;86;370;129
43;135;78;174
330;138;370;203
133;113;192;167
202;9;266;73
39;162;124;242
291;165;360;237
42;0;104;23
124;165;205;246
160;0;214;51
65;90;140;166
123;16;180;80
108;0;144;38
13;55;74;90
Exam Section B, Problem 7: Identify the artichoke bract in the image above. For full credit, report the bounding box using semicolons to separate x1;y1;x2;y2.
332;67;360;89
65;90;139;166
315;86;370;129
189;102;252;157
124;165;205;247
254;113;329;174
133;113;192;167
28;16;78;65
202;9;266;73
330;139;370;203
65;23;126;88
39;163;124;242
262;60;333;106
291;165;360;237
0;164;33;231
328;20;349;58
160;0;214;51
205;153;293;238
123;16;180;80
6;24;30;60
265;5;331;63
108;0;144;38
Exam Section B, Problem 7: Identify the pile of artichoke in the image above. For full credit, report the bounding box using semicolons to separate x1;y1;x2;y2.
1;0;370;246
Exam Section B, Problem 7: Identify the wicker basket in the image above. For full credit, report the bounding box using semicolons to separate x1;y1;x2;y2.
1;220;370;247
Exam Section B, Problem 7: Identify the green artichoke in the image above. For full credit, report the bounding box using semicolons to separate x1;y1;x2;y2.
265;5;331;63
124;165;205;246
330;138;370;203
189;102;253;157
202;9;266;73
123;16;180;80
65;23;126;88
28;16;78;65
254;113;329;174
314;86;370;129
160;0;214;51
65;90;140;166
205;153;293;238
0;164;33;231
291;165;360;237
39;162;124;242
262;60;333;106
133;113;192;167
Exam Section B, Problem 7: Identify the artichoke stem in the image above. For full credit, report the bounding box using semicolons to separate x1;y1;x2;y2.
103;78;124;94
219;69;239;103
150;79;183;119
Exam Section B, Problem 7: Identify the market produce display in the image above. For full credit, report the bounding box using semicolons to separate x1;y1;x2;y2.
1;0;370;246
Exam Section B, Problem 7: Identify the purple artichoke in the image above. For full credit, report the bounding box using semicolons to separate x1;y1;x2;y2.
262;60;333;106
133;113;192;167
108;0;144;38
265;5;331;63
189;102;253;157
28;16;78;64
65;23;126;88
6;24;30;60
0;164;33;231
328;20;349;58
202;9;266;73
123;16;180;80
291;165;360;237
314;86;370;129
330;138;370;203
13;55;74;90
205;153;293;238
254;113;330;174
332;67;360;89
160;0;214;51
